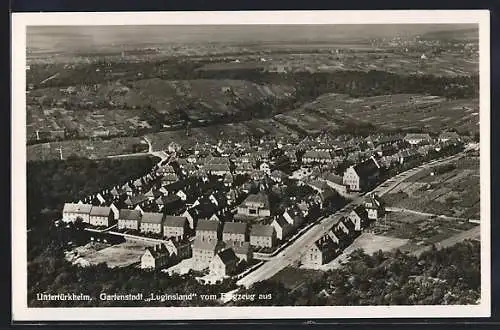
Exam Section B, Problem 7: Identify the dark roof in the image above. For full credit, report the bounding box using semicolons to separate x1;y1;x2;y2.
118;209;141;221
192;237;219;251
314;235;338;252
303;150;332;159
404;133;431;140
90;206;111;217
250;224;275;237
197;219;219;231
321;173;343;185
223;222;247;234
63;203;92;214
227;241;251;255
205;156;230;165
145;243;169;258
216;248;238;265
204;164;230;172
163;216;187;228
126;194;148;206
242;193;270;208
141;212;164;224
272;216;291;228
352;158;379;178
352;205;368;219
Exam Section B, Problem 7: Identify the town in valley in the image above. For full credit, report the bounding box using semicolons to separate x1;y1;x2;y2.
26;24;482;307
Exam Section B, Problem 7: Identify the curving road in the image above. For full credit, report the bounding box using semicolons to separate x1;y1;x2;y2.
237;152;467;288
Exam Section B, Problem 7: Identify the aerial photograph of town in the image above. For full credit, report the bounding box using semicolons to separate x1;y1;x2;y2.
24;23;482;308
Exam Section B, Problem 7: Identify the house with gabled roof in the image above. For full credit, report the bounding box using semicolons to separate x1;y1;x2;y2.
163;216;188;241
117;209;142;230
343;157;380;192
282;208;304;229
125;194;148;208
121;183;134;196
141;243;170;269
196;219;220;242
144;188;162;201
209;248;238;277
320;172;347;195
89;206;115;227
348;205;369;232
222;222;248;244
250;224;276;248
140;212;164;234
192;238;225;271
404;133;432;145
364;193;385;220
227;241;253;262
302;234;339;267
237;192;271;217
62;203;92;223
271;216;294;241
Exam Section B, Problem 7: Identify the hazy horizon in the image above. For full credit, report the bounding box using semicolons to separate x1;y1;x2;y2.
27;24;478;53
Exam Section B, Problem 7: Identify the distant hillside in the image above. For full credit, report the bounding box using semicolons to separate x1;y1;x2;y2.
420;27;478;41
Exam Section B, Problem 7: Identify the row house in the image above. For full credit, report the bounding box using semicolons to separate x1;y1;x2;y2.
235;162;254;175
89;206;115;227
204;164;231;176
302;150;333;164
163;216;189;241
249;224;277;248
196;219;220;242
62;203;92;223
404;133;432;145
118;209;142;230
222;222;248;244
140;212;164;234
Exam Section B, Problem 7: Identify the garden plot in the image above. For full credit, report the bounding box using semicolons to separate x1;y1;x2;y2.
69;241;155;268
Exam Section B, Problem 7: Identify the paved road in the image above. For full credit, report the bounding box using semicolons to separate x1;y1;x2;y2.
236;152;466;288
106;137;169;162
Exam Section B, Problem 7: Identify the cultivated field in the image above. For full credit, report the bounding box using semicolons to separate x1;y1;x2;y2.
278;93;479;135
382;156;480;219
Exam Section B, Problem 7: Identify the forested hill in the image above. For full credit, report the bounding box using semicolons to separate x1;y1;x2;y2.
27;156;158;229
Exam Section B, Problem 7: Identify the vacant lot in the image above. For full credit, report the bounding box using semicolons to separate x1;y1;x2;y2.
67;241;154;268
382;156;480;219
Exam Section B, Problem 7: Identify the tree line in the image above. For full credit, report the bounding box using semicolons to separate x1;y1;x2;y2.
233;240;480;306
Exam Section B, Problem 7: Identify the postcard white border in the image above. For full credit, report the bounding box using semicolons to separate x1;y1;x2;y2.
12;10;491;321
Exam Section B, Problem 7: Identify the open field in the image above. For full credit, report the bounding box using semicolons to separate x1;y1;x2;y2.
381;156;480;219
278;93;479;135
303;233;409;271
66;241;154;268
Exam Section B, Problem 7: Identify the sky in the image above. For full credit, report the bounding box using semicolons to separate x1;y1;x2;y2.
27;24;477;52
